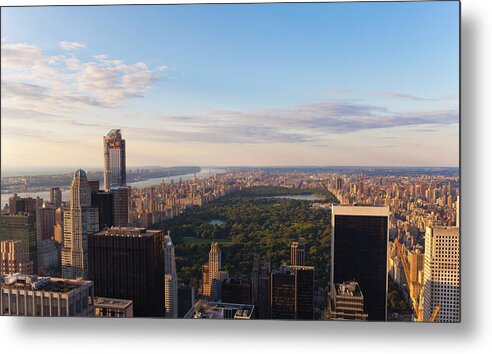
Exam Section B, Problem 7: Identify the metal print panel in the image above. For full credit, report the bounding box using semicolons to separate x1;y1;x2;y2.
0;1;460;322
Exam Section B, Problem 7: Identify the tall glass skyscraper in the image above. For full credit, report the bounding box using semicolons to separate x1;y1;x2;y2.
103;129;126;191
331;205;389;321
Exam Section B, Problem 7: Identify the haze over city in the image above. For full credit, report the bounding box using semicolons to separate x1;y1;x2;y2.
1;2;459;169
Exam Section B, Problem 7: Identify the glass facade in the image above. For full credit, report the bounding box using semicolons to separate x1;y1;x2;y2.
332;215;388;321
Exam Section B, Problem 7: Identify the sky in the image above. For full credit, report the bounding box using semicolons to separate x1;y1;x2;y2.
1;1;460;170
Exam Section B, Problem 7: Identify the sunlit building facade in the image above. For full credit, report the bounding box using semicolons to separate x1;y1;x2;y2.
103;129;126;191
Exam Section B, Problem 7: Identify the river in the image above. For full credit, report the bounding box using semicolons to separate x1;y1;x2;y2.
1;167;227;206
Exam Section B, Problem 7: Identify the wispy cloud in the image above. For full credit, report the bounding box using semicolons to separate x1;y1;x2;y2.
144;101;458;144
59;41;86;51
378;91;456;102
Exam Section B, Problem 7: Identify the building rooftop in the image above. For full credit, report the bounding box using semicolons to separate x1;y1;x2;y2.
0;274;91;293
93;227;162;238
185;299;254;319
93;297;133;309
335;281;363;298
332;204;390;217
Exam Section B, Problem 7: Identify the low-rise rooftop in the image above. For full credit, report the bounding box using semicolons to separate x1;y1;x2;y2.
185;299;254;320
93;227;162;238
0;274;91;293
93;297;133;309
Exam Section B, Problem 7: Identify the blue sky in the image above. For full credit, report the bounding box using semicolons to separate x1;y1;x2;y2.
1;1;459;168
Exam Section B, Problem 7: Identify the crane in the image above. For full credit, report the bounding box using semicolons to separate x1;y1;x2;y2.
393;239;440;322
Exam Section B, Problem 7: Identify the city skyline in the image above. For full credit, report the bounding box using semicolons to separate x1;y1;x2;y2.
1;2;459;169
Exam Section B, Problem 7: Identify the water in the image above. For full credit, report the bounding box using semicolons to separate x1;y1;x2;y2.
267;194;324;201
128;168;226;188
209;219;226;226
1;167;227;206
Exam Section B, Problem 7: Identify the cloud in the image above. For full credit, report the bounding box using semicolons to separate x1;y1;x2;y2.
1;43;44;68
59;41;86;51
378;91;456;102
145;101;458;144
1;41;167;112
327;87;354;94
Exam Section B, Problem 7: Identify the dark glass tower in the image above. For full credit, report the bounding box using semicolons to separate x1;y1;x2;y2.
91;191;114;229
331;205;389;321
88;227;165;317
270;265;314;320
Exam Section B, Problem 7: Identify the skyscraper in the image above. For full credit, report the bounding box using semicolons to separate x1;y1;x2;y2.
290;238;306;266
0;240;33;275
103;129;126;191
270;265;314;320
61;169;99;280
49;187;62;209
0;213;37;272
209;241;221;279
164;233;176;276
164;274;178;319
456;195;460;228
422;226;460;322
178;284;195;318
36;201;55;241
331;205;389;321
164;234;177;319
110;186;130;227
88;227;165;317
91;190;114;229
251;254;271;319
221;278;251;304
53;207;64;244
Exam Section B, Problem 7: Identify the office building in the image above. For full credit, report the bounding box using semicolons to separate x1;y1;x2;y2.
88;227;165;317
331;205;389;321
251;254;271;319
164;234;178;318
422;226;460;322
164;234;177;276
290;238;306;266
88;180;100;194
271;265;314;320
110;186;130;227
93;297;133;318
164;274;178;319
178;284;195;318
202;242;227;297
456;196;460;228
36;202;55;241
329;281;368;321
0;274;94;316
103;129;126;191
0;240;33;275
37;239;61;276
7;194;36;215
221;278;251;304
49;187;62;209
91;190;114;229
61;169;99;280
408;246;424;301
0;213;37;272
